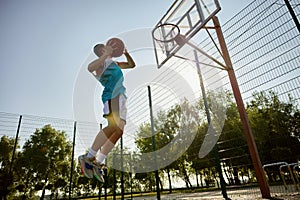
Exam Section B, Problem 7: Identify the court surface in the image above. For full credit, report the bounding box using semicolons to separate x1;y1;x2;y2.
130;185;300;200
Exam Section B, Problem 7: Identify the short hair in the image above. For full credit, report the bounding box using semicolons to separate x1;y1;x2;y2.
93;43;105;57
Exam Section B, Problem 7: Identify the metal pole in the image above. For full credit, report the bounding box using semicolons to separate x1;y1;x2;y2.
5;115;23;200
113;153;116;200
98;185;101;200
69;121;77;199
130;153;133;200
121;137;124;200
193;50;229;199
99;123;103;200
99;123;108;200
284;0;300;33
212;16;271;198
9;115;22;175
147;85;161;200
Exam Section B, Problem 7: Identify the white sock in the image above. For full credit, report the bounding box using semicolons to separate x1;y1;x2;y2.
87;148;97;158
96;152;107;164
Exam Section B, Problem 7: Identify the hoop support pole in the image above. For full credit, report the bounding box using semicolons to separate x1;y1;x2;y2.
212;16;271;198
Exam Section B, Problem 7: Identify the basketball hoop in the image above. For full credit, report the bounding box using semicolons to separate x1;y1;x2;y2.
152;23;186;46
152;23;188;57
152;23;226;69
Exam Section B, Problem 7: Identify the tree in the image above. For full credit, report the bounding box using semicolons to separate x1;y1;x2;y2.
219;98;250;185
133;89;300;191
0;135;18;200
247;91;300;164
171;100;199;189
135;100;199;191
18;124;72;199
188;90;248;186
134;121;162;192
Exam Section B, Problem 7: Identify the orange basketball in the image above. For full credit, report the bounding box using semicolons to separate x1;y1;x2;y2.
106;38;125;57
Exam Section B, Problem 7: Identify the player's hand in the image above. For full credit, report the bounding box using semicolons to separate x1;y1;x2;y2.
106;40;119;51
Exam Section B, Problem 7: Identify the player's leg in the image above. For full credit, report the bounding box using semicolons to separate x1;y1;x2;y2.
100;120;125;155
93;94;126;182
79;100;116;179
90;124;115;155
92;121;123;182
91;127;119;182
97;94;126;161
91;128;120;182
88;99;116;157
79;125;115;179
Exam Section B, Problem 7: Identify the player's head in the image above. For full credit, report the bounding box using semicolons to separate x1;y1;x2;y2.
93;43;105;57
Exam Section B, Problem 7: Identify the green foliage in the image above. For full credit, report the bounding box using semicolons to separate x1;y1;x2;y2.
0;135;17;199
0;135;16;166
247;91;300;163
5;124;73;199
134;89;300;188
135;99;199;189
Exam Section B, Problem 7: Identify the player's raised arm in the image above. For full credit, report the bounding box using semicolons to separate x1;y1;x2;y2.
118;49;136;69
88;45;113;76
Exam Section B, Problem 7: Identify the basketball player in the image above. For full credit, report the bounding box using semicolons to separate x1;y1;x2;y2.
79;39;135;182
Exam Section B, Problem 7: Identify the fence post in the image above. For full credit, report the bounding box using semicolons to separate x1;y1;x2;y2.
9;115;22;175
113;153;116;200
69;121;77;200
121;137;124;199
148;85;161;200
4;115;23;200
284;0;300;33
193;50;229;199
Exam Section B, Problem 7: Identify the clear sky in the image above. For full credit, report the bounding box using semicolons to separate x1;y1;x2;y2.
0;0;252;120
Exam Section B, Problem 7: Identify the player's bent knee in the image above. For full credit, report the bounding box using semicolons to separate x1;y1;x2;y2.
102;126;115;138
109;129;124;144
115;127;124;137
118;120;126;131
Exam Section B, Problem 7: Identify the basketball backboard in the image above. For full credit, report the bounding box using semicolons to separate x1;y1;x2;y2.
152;0;221;68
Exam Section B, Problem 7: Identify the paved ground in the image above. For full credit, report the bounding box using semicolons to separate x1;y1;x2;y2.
131;192;300;200
130;185;300;200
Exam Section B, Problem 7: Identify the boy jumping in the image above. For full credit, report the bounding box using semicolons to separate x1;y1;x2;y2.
79;40;135;182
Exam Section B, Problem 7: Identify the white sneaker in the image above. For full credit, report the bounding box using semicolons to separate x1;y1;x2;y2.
78;154;94;179
92;162;105;182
